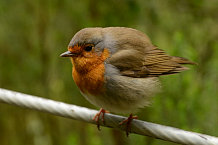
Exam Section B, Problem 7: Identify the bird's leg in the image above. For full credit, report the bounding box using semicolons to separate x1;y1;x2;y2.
93;108;109;130
119;113;138;136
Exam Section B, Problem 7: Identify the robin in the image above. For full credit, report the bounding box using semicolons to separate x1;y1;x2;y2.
60;27;195;136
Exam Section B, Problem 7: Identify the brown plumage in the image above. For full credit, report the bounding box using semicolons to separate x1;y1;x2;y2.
104;27;195;78
112;47;195;77
60;27;195;135
61;27;195;113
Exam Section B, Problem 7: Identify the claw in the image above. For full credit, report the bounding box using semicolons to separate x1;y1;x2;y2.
119;114;138;136
93;108;109;130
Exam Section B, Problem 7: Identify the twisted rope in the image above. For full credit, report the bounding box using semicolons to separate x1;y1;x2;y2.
0;88;217;145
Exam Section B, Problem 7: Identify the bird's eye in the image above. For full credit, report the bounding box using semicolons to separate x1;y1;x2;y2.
84;45;93;52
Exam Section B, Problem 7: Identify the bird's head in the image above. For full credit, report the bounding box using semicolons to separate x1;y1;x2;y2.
60;28;110;73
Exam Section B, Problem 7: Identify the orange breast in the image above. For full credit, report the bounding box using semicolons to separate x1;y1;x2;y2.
72;49;109;95
73;64;105;95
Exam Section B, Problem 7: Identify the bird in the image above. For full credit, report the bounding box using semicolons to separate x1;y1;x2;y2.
60;27;195;136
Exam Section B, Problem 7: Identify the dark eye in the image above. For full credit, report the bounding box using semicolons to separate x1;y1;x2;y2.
84;46;93;52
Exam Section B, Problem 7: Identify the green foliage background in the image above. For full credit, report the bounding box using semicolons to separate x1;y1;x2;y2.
0;0;217;145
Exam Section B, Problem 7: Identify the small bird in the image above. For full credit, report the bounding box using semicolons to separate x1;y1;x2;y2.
60;27;195;135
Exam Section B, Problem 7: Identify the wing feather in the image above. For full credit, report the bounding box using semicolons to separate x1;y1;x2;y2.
108;47;195;78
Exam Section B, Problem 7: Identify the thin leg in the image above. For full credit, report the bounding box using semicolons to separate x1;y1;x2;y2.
93;108;109;130
119;113;138;136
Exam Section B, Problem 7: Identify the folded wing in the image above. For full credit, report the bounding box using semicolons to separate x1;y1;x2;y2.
107;47;195;78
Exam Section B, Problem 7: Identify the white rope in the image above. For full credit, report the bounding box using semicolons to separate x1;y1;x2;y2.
0;88;217;145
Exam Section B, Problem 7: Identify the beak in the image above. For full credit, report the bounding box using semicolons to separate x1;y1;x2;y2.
60;51;75;57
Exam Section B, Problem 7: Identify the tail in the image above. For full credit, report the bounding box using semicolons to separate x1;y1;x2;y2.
134;48;196;77
170;56;196;73
172;56;196;65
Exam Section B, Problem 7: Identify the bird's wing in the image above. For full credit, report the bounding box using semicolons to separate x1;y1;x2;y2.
107;47;195;78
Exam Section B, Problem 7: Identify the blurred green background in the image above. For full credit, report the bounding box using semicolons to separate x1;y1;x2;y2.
0;0;218;145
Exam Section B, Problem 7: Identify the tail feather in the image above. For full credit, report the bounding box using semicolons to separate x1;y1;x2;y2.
172;56;196;65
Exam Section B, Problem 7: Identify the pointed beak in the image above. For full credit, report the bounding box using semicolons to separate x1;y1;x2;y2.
60;51;76;57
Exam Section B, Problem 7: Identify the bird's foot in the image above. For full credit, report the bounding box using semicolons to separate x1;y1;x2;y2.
119;113;138;137
93;108;109;130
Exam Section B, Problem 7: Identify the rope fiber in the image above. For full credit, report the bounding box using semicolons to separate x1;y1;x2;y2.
0;88;217;145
